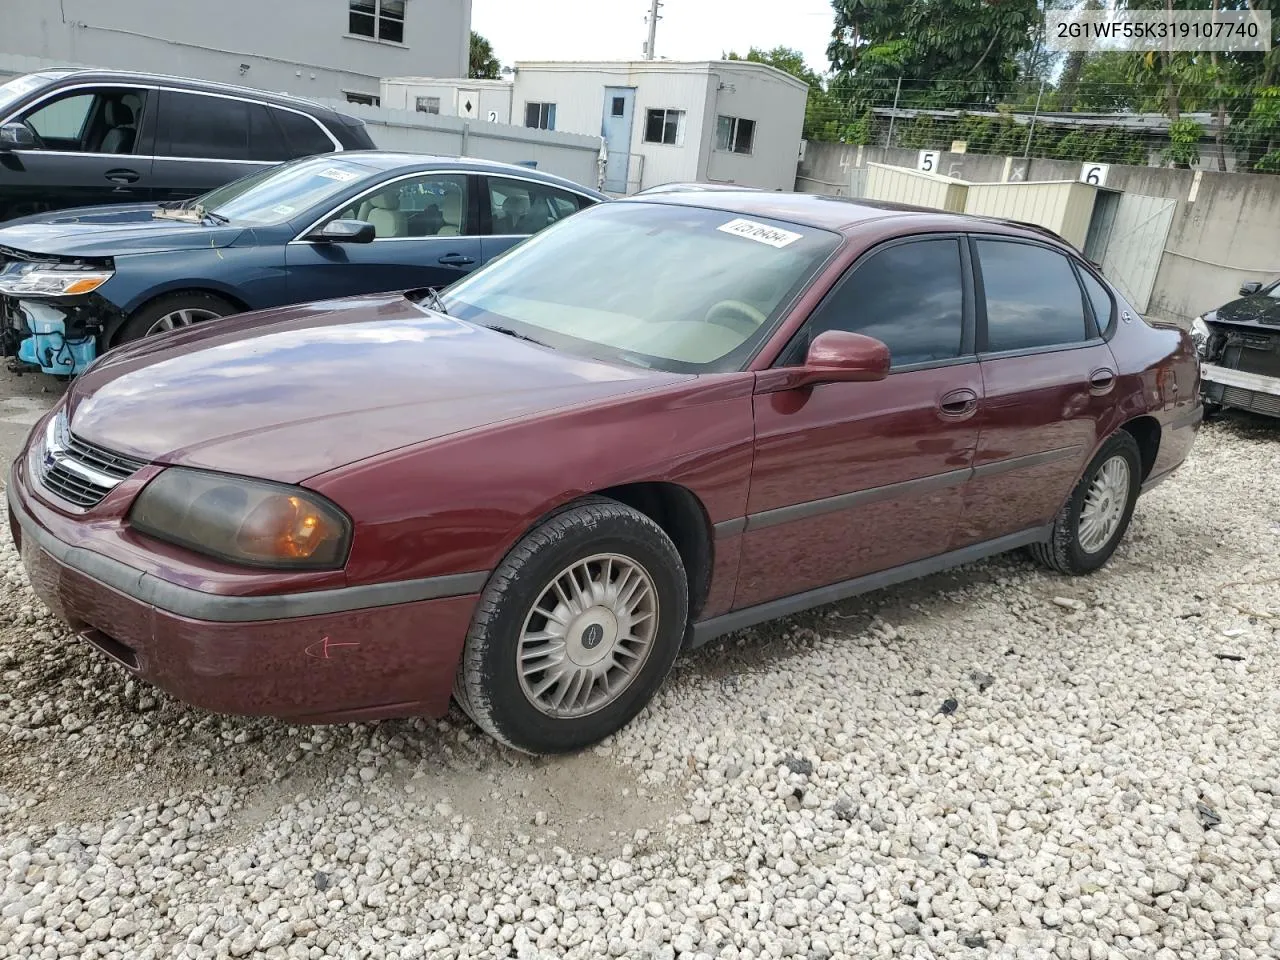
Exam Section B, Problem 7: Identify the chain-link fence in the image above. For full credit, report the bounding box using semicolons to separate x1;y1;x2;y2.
802;78;1279;174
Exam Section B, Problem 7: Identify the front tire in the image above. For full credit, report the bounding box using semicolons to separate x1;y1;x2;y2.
1029;431;1142;575
454;497;689;755
115;292;237;345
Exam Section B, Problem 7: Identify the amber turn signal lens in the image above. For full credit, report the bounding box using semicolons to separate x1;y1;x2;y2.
236;494;344;561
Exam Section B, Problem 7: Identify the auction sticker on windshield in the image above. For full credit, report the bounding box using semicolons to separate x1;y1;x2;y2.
316;168;361;183
717;218;803;249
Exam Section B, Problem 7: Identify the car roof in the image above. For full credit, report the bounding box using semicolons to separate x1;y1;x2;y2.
37;68;361;126
623;187;1070;244
330;151;607;197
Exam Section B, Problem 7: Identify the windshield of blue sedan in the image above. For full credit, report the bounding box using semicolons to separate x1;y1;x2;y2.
438;202;842;373
192;156;373;226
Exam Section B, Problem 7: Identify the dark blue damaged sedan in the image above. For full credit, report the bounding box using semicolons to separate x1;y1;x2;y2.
0;151;603;376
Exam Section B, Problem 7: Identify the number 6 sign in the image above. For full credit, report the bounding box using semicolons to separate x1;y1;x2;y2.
1081;162;1110;187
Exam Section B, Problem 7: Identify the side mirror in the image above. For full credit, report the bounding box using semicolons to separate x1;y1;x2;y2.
0;122;36;153
308;219;375;244
790;330;890;388
1240;280;1263;297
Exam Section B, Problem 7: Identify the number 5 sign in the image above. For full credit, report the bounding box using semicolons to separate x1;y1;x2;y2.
917;150;941;173
1081;162;1110;187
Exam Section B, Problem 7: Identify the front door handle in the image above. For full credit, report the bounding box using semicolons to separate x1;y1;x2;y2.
938;387;979;420
105;168;140;184
437;253;475;266
1089;368;1116;396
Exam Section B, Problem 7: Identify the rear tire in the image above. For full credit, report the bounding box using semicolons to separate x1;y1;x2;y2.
1029;431;1142;576
115;292;238;345
454;497;688;755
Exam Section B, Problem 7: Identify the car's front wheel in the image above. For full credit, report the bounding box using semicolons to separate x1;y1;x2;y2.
116;292;237;345
454;497;689;754
1029;431;1142;575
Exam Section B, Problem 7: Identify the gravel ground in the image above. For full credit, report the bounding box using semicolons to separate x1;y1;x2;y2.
2;414;1280;960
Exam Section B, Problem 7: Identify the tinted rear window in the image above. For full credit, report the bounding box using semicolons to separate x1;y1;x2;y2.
977;240;1088;352
275;109;336;157
160;91;249;160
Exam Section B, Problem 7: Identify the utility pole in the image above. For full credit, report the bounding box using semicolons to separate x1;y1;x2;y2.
643;0;662;60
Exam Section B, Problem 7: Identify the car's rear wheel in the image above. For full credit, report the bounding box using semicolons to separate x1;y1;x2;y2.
116;292;237;345
1029;431;1142;575
454;497;688;755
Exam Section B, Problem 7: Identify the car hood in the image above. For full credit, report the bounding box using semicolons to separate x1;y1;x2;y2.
1208;293;1280;329
0;204;246;258
65;292;686;484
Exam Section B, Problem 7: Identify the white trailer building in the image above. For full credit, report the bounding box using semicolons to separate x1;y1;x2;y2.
381;60;808;194
513;60;808;194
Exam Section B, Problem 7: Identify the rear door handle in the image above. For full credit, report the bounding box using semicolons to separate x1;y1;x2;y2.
105;168;140;184
437;253;475;266
938;387;979;420
1089;368;1116;395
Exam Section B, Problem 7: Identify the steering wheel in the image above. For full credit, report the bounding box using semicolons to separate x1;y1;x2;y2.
705;299;767;337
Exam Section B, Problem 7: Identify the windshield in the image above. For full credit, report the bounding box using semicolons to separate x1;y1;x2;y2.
0;73;59;117
439;202;842;373
193;155;373;226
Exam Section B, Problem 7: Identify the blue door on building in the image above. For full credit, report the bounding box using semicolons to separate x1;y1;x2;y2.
600;87;635;193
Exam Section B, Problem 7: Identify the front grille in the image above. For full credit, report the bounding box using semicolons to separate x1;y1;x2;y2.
1221;385;1280;418
1217;327;1280;378
35;413;148;508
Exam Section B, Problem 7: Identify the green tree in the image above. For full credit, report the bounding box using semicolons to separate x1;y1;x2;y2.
469;31;501;80
827;0;1043;108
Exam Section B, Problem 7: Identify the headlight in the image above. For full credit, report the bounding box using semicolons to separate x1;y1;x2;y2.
1190;315;1210;356
129;468;352;569
0;265;114;297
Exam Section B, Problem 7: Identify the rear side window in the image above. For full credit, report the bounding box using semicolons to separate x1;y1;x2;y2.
159;91;249;160
1078;267;1114;334
274;109;336;157
248;105;290;162
801;238;967;368
976;240;1088;352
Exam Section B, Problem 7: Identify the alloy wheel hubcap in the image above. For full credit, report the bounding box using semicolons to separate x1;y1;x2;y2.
1078;455;1131;554
145;308;220;336
517;553;659;719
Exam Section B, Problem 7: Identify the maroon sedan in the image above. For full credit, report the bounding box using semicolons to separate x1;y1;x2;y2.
8;191;1202;754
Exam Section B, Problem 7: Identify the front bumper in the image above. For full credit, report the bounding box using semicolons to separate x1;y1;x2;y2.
1201;363;1280;418
8;462;483;723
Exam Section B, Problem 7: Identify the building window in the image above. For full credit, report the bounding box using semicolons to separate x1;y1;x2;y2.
416;96;441;115
644;108;685;146
525;102;556;130
611;96;626;117
349;0;405;44
345;91;380;107
716;115;756;155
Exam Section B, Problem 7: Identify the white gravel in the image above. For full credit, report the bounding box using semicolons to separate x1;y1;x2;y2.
3;415;1280;960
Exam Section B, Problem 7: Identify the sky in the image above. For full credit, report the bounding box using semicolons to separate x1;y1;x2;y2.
470;0;838;75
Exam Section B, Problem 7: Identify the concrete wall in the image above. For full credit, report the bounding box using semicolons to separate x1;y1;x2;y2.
314;100;603;188
0;0;470;102
798;140;1280;323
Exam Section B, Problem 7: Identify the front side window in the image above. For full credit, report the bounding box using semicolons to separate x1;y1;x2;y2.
416;96;441;115
349;0;405;43
715;115;756;155
19;88;148;155
160;91;249;161
798;239;966;368
525;102;556;130
977;240;1088;352
440;202;841;373
334;173;469;239
488;177;584;236
644;108;685;145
